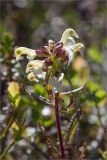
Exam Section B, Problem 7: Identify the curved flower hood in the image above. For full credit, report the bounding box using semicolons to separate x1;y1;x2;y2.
26;60;45;73
14;47;36;60
60;29;84;64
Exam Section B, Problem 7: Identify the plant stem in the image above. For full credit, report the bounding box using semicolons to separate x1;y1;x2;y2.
0;111;16;141
0;139;15;160
54;92;65;158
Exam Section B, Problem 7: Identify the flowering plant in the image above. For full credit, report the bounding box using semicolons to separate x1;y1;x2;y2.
15;28;84;93
14;28;85;158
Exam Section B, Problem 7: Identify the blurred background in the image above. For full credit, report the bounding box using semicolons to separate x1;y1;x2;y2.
0;0;107;159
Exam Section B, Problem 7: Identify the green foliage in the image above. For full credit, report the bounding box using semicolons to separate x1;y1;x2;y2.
0;1;106;159
0;32;13;55
100;150;107;160
8;82;21;108
87;45;103;63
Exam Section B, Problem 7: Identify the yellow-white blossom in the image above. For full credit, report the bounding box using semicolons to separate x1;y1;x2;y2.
26;60;46;81
26;60;45;73
27;72;39;82
60;28;84;64
14;47;36;60
14;28;84;92
60;28;79;44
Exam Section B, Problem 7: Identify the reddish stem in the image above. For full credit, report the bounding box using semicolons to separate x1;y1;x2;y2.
54;92;65;159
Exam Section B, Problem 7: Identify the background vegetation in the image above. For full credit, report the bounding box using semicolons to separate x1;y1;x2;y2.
0;0;107;159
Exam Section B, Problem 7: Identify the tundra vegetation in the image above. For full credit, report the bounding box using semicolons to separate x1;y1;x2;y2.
0;1;107;160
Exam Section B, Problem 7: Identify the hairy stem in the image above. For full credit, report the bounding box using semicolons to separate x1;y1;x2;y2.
54;92;65;158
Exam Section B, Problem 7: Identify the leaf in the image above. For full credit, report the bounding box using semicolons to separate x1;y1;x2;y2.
87;81;101;92
8;81;21;108
34;83;45;95
100;150;107;160
95;89;106;99
68;119;79;142
64;119;79;145
87;46;103;63
12;122;19;131
2;32;13;44
0;32;13;55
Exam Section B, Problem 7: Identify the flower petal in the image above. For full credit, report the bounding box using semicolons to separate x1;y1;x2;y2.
64;46;74;64
26;60;46;81
36;47;49;58
14;47;36;60
26;60;45;73
72;43;84;53
60;28;79;45
49;76;63;92
58;73;64;82
36;72;46;80
27;72;39;82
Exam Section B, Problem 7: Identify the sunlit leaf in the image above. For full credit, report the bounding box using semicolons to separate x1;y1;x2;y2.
87;81;101;92
87;46;103;63
8;81;21;108
34;83;45;95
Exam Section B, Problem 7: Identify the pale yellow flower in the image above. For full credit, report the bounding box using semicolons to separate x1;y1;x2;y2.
60;28;84;64
26;60;45;73
60;28;79;44
27;72;38;82
14;47;36;60
26;60;46;81
14;28;84;92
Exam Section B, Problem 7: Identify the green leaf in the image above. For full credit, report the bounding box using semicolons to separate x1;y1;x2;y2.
88;46;103;63
8;82;21;108
95;89;106;100
42;119;54;127
34;84;45;95
87;81;101;92
64;119;79;145
100;151;107;160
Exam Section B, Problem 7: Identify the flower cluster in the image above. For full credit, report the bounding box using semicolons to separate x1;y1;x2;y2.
14;28;84;92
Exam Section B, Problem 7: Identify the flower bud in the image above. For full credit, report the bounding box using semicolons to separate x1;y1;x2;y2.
61;54;69;64
45;58;53;66
57;49;65;57
36;47;49;58
54;45;63;52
